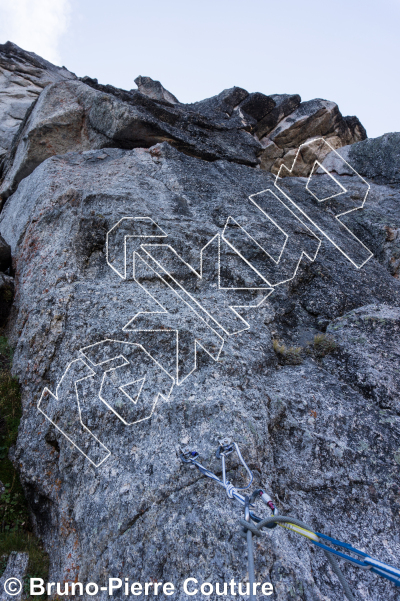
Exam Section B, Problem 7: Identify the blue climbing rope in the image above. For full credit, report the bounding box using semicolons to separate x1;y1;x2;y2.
181;439;400;599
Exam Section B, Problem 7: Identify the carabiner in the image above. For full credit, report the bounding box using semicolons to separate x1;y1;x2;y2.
216;438;253;494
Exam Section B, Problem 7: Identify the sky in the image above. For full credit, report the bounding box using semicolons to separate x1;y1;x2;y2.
0;0;398;139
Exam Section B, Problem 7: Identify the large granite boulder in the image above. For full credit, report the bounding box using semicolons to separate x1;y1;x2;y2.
0;42;76;166
0;81;110;202
0;137;399;600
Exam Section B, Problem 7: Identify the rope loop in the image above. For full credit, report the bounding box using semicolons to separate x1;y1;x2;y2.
225;482;236;499
240;518;262;538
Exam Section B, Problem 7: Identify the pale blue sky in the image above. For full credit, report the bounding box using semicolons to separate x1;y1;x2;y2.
0;0;399;138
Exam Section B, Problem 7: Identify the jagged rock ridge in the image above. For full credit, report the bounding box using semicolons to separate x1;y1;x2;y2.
0;42;365;203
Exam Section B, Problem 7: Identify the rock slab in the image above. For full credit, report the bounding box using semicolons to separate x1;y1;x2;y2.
0;140;399;600
0;552;28;601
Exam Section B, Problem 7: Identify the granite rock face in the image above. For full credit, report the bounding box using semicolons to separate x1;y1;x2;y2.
323;304;400;412
0;552;28;601
0;42;76;166
323;132;400;185
0;81;110;201
0;131;399;600
0;43;399;601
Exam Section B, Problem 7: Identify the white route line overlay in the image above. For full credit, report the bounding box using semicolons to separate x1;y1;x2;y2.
106;216;168;280
80;339;174;423
37;136;374;466
223;191;322;288
306;160;347;202
37;358;111;468
275;137;373;269
140;234;273;338
38;341;174;466
124;252;226;385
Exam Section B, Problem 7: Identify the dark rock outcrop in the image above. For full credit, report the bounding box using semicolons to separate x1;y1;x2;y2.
134;75;180;104
0;48;368;205
254;93;301;139
0;80;263;202
237;91;276;122
187;85;250;120
323;132;400;185
0;272;14;326
0;234;11;272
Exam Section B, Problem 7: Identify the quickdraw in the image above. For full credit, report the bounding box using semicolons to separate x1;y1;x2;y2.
181;438;400;601
181;438;277;521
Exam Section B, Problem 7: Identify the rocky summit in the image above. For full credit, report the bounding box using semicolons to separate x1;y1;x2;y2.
0;42;399;601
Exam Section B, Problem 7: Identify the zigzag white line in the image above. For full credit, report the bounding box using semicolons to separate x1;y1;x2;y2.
124;252;225;385
274;137;373;269
80;339;175;423
37;359;111;468
37;136;374;466
306;160;347;202
106;216;168;279
223;192;322;288
141;235;273;338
